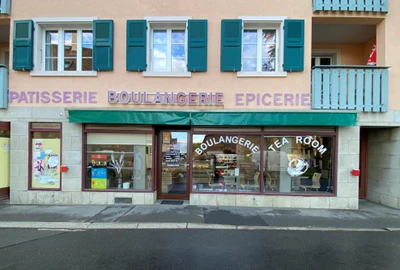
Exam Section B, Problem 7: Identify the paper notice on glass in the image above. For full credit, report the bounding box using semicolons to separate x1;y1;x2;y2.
35;140;43;150
235;168;239;176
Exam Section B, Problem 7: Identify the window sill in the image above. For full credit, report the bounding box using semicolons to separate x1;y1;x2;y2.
237;71;287;77
30;71;98;77
143;71;192;77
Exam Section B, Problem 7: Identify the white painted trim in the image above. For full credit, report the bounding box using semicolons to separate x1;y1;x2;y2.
238;16;287;23
312;49;342;65
32;17;98;23
30;71;97;77
144;16;192;21
143;71;191;77
237;71;287;77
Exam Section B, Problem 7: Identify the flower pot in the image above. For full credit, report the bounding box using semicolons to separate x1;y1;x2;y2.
122;182;130;189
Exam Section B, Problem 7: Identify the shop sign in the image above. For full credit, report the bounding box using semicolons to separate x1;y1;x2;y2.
8;91;97;104
108;91;223;105
195;136;259;155
267;136;327;155
235;93;310;106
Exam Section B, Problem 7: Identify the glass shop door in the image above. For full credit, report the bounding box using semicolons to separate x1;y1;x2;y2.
157;130;190;200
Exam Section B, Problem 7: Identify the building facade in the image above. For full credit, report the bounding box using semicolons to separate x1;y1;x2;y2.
0;0;399;209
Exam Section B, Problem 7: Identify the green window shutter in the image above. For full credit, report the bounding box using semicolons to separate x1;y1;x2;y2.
126;20;147;71
12;20;34;71
220;19;242;72
187;20;207;72
93;20;114;71
283;19;304;72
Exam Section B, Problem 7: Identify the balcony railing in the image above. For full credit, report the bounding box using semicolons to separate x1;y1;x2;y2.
313;0;388;13
312;66;389;112
0;65;8;109
0;0;11;14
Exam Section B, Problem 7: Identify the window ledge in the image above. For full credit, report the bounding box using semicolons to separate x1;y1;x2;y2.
237;71;287;77
143;71;192;77
30;71;98;77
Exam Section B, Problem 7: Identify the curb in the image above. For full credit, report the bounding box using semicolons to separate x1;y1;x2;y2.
0;222;396;232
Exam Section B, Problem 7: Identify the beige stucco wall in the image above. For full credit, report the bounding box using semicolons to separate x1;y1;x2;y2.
9;0;314;110
8;0;399;111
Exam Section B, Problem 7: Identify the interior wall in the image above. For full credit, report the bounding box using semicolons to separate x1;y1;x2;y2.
367;128;400;209
312;43;366;65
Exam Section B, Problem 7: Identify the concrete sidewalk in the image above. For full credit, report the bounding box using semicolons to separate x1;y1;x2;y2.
0;200;399;231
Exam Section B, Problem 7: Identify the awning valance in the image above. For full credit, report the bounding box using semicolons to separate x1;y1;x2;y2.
68;110;357;126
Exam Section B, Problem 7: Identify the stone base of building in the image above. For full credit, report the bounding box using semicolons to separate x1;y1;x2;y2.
10;191;157;205
190;194;359;209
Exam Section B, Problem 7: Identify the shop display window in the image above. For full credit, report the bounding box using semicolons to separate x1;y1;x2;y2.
263;135;335;194
192;134;261;193
84;132;153;191
29;123;62;190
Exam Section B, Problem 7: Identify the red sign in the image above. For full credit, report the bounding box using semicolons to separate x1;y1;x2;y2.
91;155;107;159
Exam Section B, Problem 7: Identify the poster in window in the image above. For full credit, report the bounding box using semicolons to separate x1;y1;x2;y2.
31;138;61;189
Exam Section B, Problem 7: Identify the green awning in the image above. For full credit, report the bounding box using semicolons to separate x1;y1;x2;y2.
68;110;191;125
190;112;357;126
68;110;357;126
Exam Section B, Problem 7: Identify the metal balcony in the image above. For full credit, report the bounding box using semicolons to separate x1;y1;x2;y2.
313;0;388;13
312;66;389;112
0;0;11;14
0;65;8;109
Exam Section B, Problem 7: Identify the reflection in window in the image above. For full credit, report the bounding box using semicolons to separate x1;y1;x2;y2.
85;133;152;191
264;136;334;194
192;134;261;193
43;28;93;72
151;28;186;72
242;27;277;72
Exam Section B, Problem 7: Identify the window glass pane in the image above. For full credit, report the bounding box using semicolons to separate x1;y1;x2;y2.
172;30;185;43
320;57;332;65
85;133;153;191
242;58;257;72
172;43;185;72
82;58;93;71
262;58;275;72
192;134;261;193
64;58;77;71
153;30;167;44
152;59;167;72
243;30;257;43
261;30;276;72
82;31;93;47
243;44;257;58
46;31;58;44
263;135;334;194
262;30;276;44
45;58;58;71
64;31;77;71
45;31;58;71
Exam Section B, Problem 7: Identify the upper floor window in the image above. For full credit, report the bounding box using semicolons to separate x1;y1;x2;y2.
126;17;208;76
150;26;186;73
221;17;304;77
12;18;114;76
243;27;278;72
44;28;93;72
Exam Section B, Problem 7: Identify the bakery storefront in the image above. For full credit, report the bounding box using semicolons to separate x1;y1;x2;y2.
9;89;358;208
68;102;356;207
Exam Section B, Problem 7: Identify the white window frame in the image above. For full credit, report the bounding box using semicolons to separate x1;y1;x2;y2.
237;16;287;78
30;17;98;77
143;16;191;77
312;49;341;66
